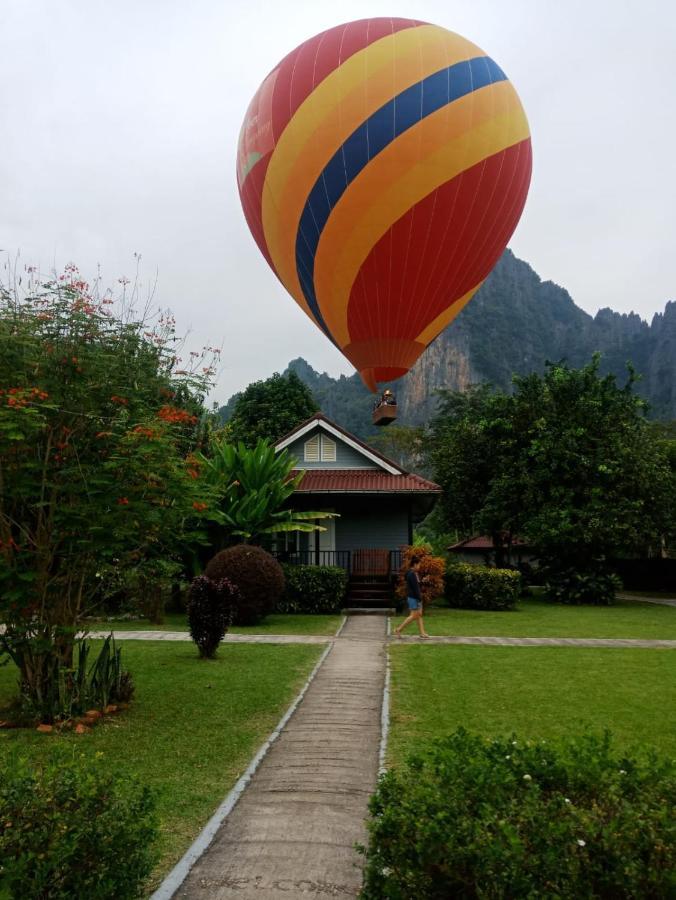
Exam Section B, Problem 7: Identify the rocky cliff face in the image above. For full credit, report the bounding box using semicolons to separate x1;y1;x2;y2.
221;250;676;438
647;302;676;418
389;250;676;426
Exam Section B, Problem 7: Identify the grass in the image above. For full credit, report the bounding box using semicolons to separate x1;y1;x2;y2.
388;645;676;763
86;612;343;636
0;640;322;892
391;597;676;640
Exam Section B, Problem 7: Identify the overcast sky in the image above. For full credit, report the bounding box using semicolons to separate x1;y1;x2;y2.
1;0;674;404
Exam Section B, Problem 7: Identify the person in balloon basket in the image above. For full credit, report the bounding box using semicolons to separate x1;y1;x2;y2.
394;556;429;639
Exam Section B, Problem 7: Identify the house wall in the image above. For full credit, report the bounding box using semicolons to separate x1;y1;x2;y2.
285;427;380;470
335;504;409;551
291;495;410;550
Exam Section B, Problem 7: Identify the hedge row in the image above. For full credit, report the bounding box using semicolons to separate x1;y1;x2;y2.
444;563;521;610
0;752;158;899
277;564;348;614
361;729;676;899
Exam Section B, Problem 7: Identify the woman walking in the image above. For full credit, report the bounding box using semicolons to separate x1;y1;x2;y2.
394;556;429;639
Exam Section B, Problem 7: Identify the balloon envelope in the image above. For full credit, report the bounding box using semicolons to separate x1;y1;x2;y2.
237;18;532;391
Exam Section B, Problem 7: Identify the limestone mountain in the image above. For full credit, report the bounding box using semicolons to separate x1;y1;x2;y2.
220;250;675;439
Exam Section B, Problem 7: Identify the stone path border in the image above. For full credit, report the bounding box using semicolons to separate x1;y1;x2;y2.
153;614;387;899
151;642;335;900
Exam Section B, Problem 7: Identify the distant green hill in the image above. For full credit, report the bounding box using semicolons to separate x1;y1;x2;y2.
220;250;676;439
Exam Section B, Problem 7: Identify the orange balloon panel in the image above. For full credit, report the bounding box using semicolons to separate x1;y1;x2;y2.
237;18;532;391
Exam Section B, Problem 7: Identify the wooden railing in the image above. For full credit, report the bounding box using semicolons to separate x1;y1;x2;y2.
273;549;403;577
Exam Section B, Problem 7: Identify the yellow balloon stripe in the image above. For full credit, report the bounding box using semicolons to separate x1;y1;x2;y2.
415;284;483;345
261;24;483;320
313;82;529;347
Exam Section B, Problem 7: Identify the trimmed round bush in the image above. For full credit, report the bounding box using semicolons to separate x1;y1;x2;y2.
205;544;284;625
187;574;239;658
444;563;521;610
278;564;348;614
0;751;158;899
361;730;676;899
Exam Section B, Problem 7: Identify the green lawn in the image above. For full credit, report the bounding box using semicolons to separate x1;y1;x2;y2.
392;597;676;640
85;612;343;636
0;640;322;892
388;645;676;763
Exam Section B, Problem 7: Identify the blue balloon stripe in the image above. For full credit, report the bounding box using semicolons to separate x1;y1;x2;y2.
295;55;507;337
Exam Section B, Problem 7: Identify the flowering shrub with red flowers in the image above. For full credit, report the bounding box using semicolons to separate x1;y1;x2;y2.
0;263;222;721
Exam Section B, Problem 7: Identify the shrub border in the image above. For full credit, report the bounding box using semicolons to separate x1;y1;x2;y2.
150;640;334;900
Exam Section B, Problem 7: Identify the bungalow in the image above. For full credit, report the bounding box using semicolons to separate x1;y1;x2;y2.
448;535;537;568
273;413;441;603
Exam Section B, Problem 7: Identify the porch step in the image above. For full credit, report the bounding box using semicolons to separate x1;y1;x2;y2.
343;607;395;616
345;596;394;610
348;588;391;600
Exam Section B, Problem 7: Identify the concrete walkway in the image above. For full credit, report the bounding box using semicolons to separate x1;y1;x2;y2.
617;592;676;608
172;615;387;899
90;631;330;644
391;634;676;648
94;630;676;650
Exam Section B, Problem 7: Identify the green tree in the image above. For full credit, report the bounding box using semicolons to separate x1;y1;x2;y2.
368;424;425;472
0;266;218;712
226;371;318;446
199;435;335;548
427;385;518;563
428;359;676;601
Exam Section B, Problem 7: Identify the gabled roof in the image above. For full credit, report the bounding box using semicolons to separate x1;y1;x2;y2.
292;469;441;494
275;412;405;476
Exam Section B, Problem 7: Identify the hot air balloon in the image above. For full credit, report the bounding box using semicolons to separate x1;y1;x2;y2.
237;18;532;408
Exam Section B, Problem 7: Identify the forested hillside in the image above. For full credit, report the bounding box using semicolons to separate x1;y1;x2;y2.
221;250;676;439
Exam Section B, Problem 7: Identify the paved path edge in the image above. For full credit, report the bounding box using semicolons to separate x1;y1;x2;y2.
150;641;335;900
378;645;391;776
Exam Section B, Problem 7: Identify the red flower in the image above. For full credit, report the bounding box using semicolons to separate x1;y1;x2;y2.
117;497;129;506
192;501;208;512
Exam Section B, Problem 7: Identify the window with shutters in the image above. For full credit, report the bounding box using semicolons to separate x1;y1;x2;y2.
320;435;336;462
304;434;320;462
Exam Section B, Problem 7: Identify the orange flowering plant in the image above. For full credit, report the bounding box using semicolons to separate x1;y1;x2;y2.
396;544;446;607
0;263;221;720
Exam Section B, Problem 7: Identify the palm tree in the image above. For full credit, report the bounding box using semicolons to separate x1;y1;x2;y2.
198;436;336;547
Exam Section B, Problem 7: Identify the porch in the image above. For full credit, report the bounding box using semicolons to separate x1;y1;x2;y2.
271;548;405;609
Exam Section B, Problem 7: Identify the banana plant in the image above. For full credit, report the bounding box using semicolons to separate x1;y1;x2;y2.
198;436;337;546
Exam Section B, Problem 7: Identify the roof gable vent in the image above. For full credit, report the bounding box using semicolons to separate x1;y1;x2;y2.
321;435;336;462
304;434;320;462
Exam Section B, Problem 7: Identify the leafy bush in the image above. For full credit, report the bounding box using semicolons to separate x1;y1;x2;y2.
5;634;133;724
360;730;676;899
396;545;445;607
0;266;218;714
205;544;284;625
444;563;521;610
0;751;158;899
542;561;622;605
187;574;238;657
278;565;348;613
